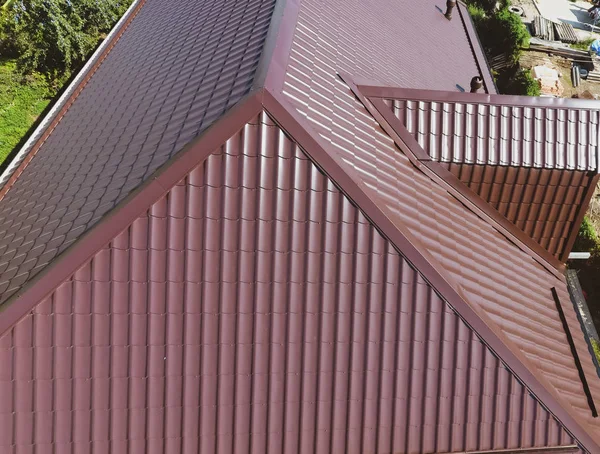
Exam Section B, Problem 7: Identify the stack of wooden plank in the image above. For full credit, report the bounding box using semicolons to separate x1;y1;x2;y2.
533;16;555;41
554;21;579;44
528;42;595;70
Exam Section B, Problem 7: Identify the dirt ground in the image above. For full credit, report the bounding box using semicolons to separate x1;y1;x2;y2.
520;50;600;97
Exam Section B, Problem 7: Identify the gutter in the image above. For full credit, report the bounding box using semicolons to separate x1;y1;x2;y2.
0;0;145;197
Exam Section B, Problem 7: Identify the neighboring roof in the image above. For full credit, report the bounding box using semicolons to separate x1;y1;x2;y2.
0;0;599;452
0;0;276;304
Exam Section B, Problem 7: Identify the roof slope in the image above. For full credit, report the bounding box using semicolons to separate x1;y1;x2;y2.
0;0;276;304
0;112;576;454
272;0;600;448
386;91;600;259
0;0;597;451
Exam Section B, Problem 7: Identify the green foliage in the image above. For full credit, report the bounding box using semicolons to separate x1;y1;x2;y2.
574;216;599;252
571;37;596;51
497;68;541;96
592;338;600;363
0;58;51;161
1;0;132;85
473;6;530;64
465;0;509;14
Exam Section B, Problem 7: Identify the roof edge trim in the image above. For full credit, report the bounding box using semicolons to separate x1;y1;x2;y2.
0;0;147;201
457;1;497;94
338;73;565;274
439;444;580;454
561;173;600;261
358;84;600;114
262;87;597;451
0;90;264;336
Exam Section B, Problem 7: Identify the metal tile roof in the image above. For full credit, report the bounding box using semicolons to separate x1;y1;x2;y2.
444;163;593;258
392;95;600;171
276;0;600;447
0;113;576;453
384;93;600;260
0;0;276;304
0;0;598;450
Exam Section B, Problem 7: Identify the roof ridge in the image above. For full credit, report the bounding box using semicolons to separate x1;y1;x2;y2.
358;84;600;113
0;0;148;203
262;88;600;450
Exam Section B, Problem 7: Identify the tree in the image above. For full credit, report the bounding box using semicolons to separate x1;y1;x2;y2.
1;0;132;85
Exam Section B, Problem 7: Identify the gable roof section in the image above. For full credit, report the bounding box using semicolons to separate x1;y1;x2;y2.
360;87;600;261
0;111;579;453
0;0;276;305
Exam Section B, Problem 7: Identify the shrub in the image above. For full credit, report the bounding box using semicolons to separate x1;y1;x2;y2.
1;0;132;85
574;216;598;252
500;69;541;96
470;6;530;63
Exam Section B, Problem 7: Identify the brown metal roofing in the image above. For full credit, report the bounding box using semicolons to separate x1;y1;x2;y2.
0;113;577;453
444;164;596;259
386;92;600;171
379;92;600;260
0;0;276;305
273;0;600;448
0;0;598;451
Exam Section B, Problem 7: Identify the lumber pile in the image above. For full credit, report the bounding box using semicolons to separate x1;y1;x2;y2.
527;43;595;70
553;21;579;44
533;16;555;41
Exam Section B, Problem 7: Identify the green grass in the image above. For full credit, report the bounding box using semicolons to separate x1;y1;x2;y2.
571;37;596;51
0;58;52;163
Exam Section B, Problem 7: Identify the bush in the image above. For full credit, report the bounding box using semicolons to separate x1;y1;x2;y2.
499;68;541;96
574;216;598;252
470;6;530;63
1;0;132;85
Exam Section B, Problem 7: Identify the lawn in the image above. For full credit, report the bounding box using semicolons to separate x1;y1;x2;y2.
0;58;52;163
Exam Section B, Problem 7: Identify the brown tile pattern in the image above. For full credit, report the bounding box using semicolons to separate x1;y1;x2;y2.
280;0;600;444
0;115;575;454
389;98;597;258
392;98;599;171
444;163;591;257
0;0;276;305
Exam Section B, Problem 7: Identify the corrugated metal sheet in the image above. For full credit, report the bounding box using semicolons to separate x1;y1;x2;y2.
392;98;599;171
279;0;600;445
0;0;276;306
443;163;591;258
0;114;575;453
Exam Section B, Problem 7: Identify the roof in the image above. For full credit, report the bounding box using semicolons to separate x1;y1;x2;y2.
389;91;600;171
0;0;276;304
363;87;600;260
1;0;600;452
0;111;578;453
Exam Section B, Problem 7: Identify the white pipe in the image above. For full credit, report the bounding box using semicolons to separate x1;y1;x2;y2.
569;252;591;260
